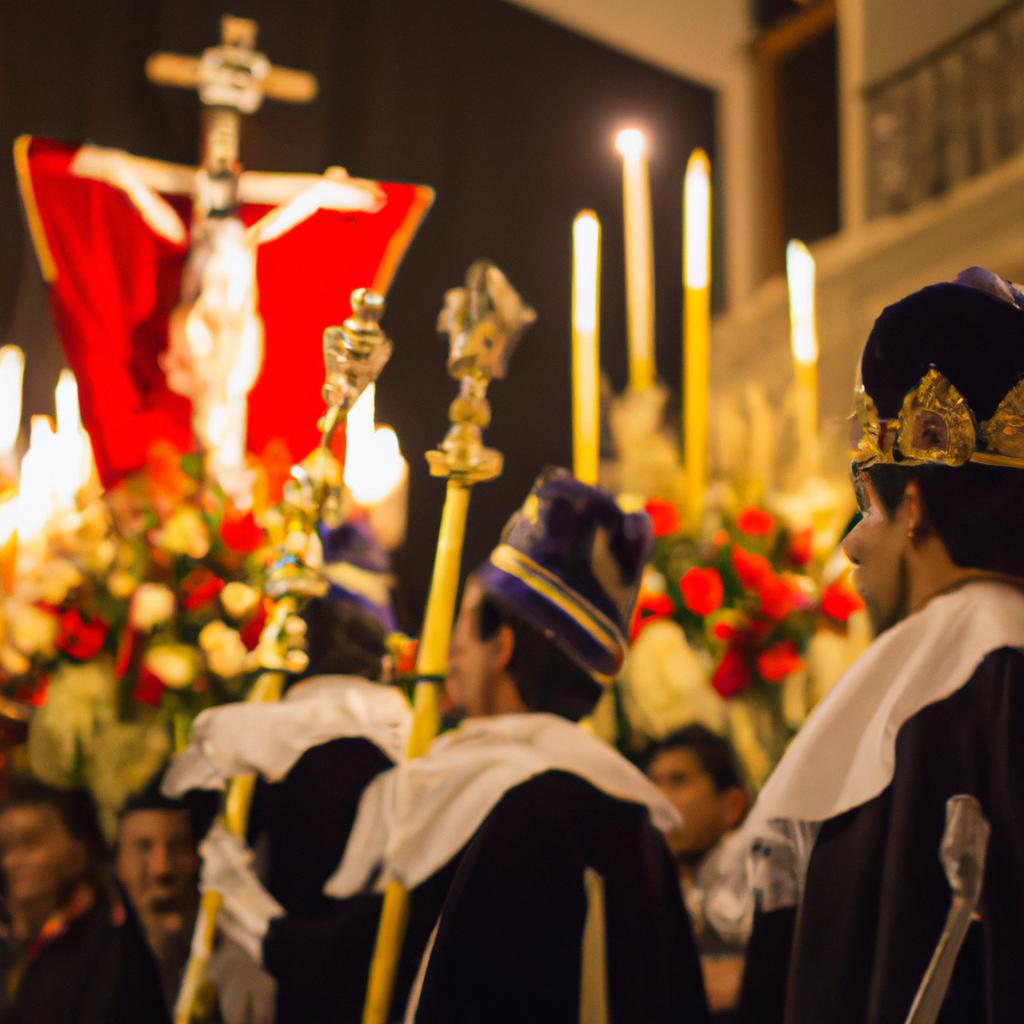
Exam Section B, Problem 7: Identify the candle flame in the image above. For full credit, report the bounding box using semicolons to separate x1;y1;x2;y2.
0;346;25;455
614;128;646;159
572;211;600;334
17;416;59;542
344;384;409;507
786;239;819;365
53;369;94;507
684;149;711;290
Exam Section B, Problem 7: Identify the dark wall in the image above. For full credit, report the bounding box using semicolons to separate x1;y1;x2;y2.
0;0;714;628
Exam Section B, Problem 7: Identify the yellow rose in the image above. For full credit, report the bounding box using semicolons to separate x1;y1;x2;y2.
198;620;248;678
220;582;258;621
0;646;30;676
159;507;210;559
36;559;85;605
107;570;138;600
7;601;59;658
130;583;176;632
143;644;200;689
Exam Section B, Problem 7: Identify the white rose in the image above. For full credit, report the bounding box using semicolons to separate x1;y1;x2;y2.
130;583;176;631
220;582;258;621
159;507;210;559
199;620;248;678
143;644;200;689
622;619;723;738
8;601;59;658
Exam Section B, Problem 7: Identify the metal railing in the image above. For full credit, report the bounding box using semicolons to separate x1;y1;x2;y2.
866;2;1024;217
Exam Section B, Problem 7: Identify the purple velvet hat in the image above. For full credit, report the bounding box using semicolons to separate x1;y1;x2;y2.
318;519;397;632
474;468;653;683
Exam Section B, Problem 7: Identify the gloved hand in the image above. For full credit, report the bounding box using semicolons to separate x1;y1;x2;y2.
200;823;284;964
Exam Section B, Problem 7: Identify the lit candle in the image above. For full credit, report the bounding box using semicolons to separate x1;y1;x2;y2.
615;129;655;393
17;416;59;544
0;346;25;486
344;384;410;548
683;149;711;529
0;494;17;593
54;369;93;507
572;211;601;485
786;239;819;473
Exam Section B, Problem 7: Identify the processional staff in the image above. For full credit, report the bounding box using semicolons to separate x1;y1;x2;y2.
362;261;536;1024
174;289;394;1024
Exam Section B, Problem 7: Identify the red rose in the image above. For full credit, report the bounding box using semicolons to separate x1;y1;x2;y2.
821;578;864;623
630;592;676;641
736;508;776;536
115;623;136;679
711;647;751;698
220;506;266;554
57;609;108;661
30;675;50;708
133;666;165;708
758;574;796;621
679;567;725;617
643;499;681;539
788;527;814;567
757;640;804;682
732;547;773;591
181;569;225;611
240;599;270;651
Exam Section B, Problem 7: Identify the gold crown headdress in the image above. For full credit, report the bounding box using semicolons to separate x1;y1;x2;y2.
853;367;1024;469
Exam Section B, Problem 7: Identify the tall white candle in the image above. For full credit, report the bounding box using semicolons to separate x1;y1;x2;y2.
572;211;601;485
615;128;655;392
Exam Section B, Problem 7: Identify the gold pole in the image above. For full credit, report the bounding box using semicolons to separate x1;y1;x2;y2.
362;261;534;1024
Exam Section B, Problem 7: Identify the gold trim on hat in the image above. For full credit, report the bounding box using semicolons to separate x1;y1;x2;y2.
853;368;1024;469
488;544;625;684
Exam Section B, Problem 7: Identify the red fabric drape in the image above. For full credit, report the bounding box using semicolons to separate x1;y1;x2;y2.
16;137;432;483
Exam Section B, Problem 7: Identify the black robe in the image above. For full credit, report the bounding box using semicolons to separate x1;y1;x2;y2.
0;886;168;1024
247;735;393;1021
413;769;710;1023
740;647;1024;1023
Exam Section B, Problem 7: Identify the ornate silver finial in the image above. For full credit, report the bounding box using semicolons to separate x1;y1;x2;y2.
321;289;391;436
427;260;536;483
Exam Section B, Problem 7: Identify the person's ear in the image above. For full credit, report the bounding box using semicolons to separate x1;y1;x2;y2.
721;787;748;831
902;479;929;541
491;623;516;674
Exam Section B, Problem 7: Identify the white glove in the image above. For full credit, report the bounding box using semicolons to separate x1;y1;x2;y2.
200;824;284;964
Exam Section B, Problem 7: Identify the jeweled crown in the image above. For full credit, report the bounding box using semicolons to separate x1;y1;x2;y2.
853;367;1024;469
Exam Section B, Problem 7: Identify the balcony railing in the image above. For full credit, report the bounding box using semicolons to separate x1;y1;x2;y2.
867;1;1024;217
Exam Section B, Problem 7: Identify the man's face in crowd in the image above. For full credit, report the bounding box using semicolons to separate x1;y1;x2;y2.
843;470;911;635
0;804;88;915
116;809;199;927
447;578;508;718
647;748;743;860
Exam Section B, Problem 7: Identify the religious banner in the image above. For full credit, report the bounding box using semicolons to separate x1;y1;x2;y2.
15;135;432;483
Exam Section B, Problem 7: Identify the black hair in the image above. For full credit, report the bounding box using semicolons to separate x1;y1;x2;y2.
294;596;388;685
119;769;218;846
865;463;1024;576
644;724;746;795
2;779;109;866
477;590;601;722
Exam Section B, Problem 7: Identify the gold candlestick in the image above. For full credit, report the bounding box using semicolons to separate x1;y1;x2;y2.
362;260;535;1024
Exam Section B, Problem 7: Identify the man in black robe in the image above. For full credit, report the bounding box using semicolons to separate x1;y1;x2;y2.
738;268;1024;1023
166;522;414;1022
397;468;708;1022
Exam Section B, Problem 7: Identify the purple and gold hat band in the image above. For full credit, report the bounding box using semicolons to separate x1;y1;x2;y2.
478;543;628;684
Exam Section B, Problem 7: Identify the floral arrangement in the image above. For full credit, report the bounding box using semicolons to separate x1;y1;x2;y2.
0;440;309;826
613;498;865;787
